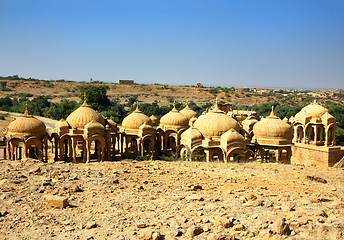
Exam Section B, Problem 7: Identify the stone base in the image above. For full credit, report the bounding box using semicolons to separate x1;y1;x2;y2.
291;143;344;167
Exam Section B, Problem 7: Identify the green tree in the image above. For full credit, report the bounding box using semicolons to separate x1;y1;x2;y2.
78;85;110;111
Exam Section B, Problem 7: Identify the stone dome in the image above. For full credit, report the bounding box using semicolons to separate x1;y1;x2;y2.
66;96;105;129
297;100;328;119
180;102;198;120
85;120;105;131
221;128;245;144
181;127;203;142
193;99;240;138
253;107;293;145
6;107;46;138
122;104;153;130
159;102;189;128
150;115;159;127
242;115;258;132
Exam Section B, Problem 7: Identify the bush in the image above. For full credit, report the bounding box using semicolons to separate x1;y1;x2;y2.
335;127;344;144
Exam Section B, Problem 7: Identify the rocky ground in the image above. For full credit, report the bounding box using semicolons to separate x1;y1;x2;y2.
0;159;343;240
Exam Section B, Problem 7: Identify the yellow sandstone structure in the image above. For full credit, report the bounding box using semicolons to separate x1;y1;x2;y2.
2;94;344;167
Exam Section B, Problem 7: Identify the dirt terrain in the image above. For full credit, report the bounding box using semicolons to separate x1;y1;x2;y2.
2;79;342;107
0;158;343;239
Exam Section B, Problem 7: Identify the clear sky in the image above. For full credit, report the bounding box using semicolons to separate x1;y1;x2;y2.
1;0;343;89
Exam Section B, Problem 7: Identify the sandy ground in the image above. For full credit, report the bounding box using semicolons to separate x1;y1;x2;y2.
0;159;343;239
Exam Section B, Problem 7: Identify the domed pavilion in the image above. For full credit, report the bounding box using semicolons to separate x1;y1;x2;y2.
5;104;49;161
120;103;155;158
252;107;293;163
179;98;248;162
157;101;189;155
55;93;118;163
290;100;342;167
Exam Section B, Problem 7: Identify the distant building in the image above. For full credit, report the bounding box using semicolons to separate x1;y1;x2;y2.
117;80;134;85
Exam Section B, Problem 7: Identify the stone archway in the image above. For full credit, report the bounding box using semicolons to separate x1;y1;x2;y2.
86;135;106;163
59;135;72;162
191;146;206;162
25;137;44;161
8;138;25;160
227;147;245;163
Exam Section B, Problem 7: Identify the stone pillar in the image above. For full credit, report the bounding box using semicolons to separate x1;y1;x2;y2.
86;143;90;163
293;127;298;142
71;138;77;163
303;127;307;144
45;143;48;162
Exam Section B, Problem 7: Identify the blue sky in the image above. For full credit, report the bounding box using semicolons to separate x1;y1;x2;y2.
1;0;343;89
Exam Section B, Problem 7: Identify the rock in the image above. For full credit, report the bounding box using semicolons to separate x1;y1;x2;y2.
186;194;204;201
28;166;41;174
214;217;234;228
45;195;69;209
140;230;161;240
239;196;248;203
215;235;237;240
137;223;147;228
317;209;328;218
85;221;97;229
273;218;291;235
281;202;295;212
70;184;81;193
187;225;204;237
30;184;40;192
192;185;203;190
173;229;183;237
151;232;161;240
307;175;327;183
0;210;8;217
233;224;245;231
248;193;257;200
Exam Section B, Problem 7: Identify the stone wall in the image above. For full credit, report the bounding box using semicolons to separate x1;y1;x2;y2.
291;144;344;167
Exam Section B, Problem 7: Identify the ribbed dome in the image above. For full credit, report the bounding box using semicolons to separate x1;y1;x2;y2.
7;107;46;137
85;120;105;131
180;103;198;120
122;105;153;130
297;100;327;119
66;97;105;129
221;128;245;144
193;99;240;138
160;103;189;127
253;107;292;144
181;127;203;141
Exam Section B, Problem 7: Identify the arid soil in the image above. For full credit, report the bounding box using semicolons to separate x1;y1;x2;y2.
3;79;342;107
0;159;343;239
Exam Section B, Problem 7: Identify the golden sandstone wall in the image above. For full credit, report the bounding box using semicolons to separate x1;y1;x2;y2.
291;143;344;167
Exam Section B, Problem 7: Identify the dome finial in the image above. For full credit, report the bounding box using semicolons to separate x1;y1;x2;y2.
24;103;29;116
171;100;178;112
211;97;223;113
134;100;141;113
268;105;278;119
82;92;88;106
313;99;317;104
